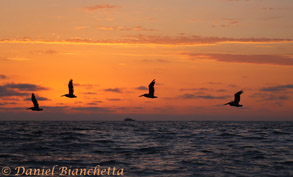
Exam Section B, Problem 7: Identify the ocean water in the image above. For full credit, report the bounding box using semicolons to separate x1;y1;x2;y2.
0;121;292;177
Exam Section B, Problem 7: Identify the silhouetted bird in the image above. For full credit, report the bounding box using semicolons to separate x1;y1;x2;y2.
27;93;43;111
62;79;77;98
225;90;243;107
139;79;158;98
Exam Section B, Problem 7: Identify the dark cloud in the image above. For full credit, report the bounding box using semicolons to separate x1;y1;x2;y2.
225;0;250;2
107;98;121;101
251;92;289;102
0;107;25;111
228;84;238;88
87;100;103;105
82;92;97;95
184;53;293;66
216;89;227;92
0;75;7;79
135;86;148;90
180;94;229;99
0;87;28;97
0;83;47;97
71;107;112;112
115;106;143;110
0;97;19;101
260;84;293;92
207;82;223;85
266;95;289;101
24;96;50;101
180;88;209;91
73;83;96;88
0;102;17;106
4;83;48;91
84;4;116;11
40;106;69;112
104;88;123;93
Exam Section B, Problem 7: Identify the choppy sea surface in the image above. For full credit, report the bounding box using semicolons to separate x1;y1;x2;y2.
0;121;292;177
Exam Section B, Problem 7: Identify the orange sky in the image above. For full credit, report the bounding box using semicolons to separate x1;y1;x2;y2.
0;0;293;120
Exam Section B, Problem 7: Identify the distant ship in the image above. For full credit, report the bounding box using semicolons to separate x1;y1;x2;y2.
124;118;135;121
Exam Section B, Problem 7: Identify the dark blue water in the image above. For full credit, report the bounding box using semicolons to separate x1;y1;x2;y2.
0;121;292;177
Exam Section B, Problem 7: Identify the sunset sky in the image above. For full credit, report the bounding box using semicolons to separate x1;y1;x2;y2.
1;0;293;120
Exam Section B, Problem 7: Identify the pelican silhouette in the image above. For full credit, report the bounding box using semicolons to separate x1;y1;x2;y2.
27;93;43;111
139;79;158;98
225;90;243;107
62;79;77;98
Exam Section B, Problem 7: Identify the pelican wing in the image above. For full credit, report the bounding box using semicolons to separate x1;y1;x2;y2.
68;79;74;95
31;93;39;109
234;90;243;104
148;79;155;96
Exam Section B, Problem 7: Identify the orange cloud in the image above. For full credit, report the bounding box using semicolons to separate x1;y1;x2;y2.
97;26;154;31
75;26;88;30
211;18;239;28
124;35;293;45
183;53;293;66
84;4;116;11
1;35;293;47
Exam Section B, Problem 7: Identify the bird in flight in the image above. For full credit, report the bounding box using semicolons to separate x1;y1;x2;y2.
225;90;243;107
62;79;77;98
27;93;43;111
139;79;158;98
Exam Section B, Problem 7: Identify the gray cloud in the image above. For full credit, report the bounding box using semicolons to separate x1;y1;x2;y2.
135;86;148;90
180;87;209;91
180;94;229;99
107;98;121;101
207;82;223;85
75;83;96;88
115;106;143;110
216;89;227;92
261;84;293;92
82;92;97;95
4;83;48;91
104;88;123;93
251;92;289;102
0;87;28;97
0;75;7;79
0;83;47;98
24;96;50;101
0;102;17;106
71;107;112;112
87;100;103;105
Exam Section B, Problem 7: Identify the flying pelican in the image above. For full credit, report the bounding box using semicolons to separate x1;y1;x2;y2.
62;79;77;98
225;90;243;107
27;93;43;111
139;79;158;98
